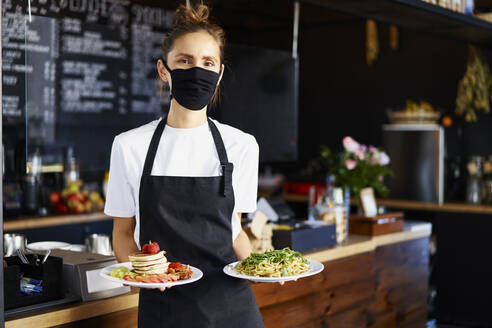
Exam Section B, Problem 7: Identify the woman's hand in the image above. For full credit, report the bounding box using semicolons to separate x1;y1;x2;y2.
233;228;252;261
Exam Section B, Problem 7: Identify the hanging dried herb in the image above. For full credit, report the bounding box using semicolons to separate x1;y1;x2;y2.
366;19;379;67
456;45;492;122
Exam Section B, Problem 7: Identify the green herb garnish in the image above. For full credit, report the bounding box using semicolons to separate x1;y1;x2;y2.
236;248;309;277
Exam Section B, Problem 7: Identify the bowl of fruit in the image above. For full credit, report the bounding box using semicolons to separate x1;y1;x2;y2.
387;100;441;125
50;181;105;215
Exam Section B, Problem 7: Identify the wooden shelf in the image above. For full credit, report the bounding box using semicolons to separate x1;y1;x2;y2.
3;212;112;232
373;198;492;215
284;192;492;215
304;0;492;47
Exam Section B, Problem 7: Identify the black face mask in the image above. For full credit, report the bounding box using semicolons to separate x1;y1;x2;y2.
162;59;221;111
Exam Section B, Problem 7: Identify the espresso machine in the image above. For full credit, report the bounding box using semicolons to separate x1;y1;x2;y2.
383;124;444;204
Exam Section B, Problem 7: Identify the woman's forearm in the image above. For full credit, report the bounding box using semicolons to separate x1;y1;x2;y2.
233;229;252;261
113;232;139;263
112;218;139;263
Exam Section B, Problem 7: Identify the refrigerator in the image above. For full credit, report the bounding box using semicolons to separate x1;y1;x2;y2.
382;124;444;204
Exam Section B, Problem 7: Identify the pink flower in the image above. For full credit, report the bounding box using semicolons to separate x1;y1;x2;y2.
370;151;380;165
345;159;356;170
360;145;367;152
369;145;376;152
343;136;360;153
379;152;390;165
355;150;365;160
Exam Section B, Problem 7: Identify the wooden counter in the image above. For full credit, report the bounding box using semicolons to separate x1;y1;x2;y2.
3;212;112;232
5;290;140;328
5;222;431;328
304;221;430;263
284;192;492;215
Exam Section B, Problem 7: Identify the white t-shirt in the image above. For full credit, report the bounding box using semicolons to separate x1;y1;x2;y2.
104;117;259;249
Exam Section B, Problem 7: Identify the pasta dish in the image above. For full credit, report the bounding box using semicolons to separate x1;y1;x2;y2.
235;248;310;277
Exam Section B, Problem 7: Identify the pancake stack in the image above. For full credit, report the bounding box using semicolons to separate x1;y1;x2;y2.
128;250;169;275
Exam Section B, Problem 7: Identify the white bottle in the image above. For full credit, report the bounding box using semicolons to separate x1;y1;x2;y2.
463;0;474;14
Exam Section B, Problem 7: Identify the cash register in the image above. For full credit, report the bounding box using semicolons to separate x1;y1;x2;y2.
50;249;130;301
5;249;130;317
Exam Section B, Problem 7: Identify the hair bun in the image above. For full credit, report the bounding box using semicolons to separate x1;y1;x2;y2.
174;3;210;26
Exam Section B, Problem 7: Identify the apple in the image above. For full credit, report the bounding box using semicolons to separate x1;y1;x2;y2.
67;183;79;194
55;203;69;215
70;201;85;214
66;194;79;206
83;199;93;212
75;192;85;202
50;192;61;205
89;191;101;202
86;204;93;212
96;198;105;210
61;189;70;200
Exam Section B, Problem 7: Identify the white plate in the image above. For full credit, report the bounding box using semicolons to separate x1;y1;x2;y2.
70;244;87;252
223;259;324;283
100;262;203;289
27;241;72;251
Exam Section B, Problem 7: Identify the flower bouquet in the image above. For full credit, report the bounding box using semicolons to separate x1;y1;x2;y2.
320;137;394;199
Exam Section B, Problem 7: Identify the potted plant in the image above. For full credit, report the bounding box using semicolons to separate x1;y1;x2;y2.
320;136;394;201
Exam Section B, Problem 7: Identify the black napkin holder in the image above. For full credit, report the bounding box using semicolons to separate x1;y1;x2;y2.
4;254;63;309
272;221;336;253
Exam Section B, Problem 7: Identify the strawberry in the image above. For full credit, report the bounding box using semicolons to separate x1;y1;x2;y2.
141;244;150;253
142;240;160;254
148;242;160;254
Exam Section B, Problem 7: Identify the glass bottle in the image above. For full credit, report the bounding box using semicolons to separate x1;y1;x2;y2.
64;146;80;186
466;156;483;204
24;148;42;214
445;155;465;202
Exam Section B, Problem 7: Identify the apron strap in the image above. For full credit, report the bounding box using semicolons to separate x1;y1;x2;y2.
207;118;234;197
142;117;167;177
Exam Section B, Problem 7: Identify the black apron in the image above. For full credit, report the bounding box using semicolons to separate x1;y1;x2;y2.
137;116;264;328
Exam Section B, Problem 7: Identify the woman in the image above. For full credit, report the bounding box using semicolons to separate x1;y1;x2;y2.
104;3;264;328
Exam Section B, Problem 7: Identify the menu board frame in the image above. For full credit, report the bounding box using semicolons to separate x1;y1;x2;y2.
0;0;5;325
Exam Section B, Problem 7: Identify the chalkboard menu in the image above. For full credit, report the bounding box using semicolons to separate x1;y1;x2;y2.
2;0;172;136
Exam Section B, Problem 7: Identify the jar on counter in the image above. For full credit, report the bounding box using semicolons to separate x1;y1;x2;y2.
482;156;492;205
315;187;348;244
466;156;483;204
438;0;451;9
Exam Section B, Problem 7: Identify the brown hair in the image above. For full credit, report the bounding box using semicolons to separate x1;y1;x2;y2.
161;3;225;105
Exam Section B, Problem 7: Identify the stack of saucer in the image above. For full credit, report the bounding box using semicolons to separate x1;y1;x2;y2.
128;250;169;275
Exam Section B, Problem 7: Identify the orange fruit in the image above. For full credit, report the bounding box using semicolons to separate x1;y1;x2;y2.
442;116;453;128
